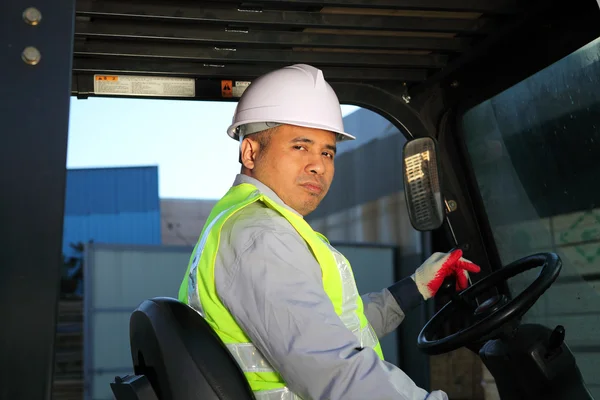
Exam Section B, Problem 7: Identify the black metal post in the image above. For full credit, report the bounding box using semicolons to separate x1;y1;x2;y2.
0;1;75;399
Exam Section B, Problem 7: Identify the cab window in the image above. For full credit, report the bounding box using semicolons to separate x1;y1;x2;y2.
461;36;600;397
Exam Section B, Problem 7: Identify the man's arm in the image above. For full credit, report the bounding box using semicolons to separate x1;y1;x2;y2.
362;249;483;339
215;221;446;400
360;289;405;339
360;277;424;339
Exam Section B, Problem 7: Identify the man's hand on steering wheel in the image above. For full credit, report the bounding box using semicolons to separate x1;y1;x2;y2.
411;249;482;301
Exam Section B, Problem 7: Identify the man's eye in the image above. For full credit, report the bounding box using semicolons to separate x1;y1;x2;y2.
323;152;333;158
293;145;305;150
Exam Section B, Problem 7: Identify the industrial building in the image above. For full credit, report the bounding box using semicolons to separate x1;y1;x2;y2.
160;198;217;246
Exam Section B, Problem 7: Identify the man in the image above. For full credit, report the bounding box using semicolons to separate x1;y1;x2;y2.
179;64;480;400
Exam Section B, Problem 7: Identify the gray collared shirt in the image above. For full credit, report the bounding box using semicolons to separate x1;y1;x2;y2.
213;174;447;400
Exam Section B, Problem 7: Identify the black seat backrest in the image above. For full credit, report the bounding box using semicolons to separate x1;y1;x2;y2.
129;297;255;400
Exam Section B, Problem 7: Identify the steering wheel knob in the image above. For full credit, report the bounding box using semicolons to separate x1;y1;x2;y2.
439;276;457;295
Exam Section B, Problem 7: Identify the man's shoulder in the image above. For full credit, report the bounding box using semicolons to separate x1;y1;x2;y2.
221;200;296;243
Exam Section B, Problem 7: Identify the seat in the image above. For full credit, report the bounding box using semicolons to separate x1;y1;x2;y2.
111;297;255;400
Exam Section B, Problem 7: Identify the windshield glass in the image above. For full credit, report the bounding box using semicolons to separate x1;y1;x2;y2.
461;36;600;396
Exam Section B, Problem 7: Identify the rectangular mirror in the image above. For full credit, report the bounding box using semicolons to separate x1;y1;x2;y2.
402;137;444;231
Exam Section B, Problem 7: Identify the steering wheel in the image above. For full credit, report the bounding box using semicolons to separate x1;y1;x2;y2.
417;252;562;355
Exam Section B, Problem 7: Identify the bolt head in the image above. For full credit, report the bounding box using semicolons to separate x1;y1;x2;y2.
448;200;458;212
22;46;41;65
23;7;42;25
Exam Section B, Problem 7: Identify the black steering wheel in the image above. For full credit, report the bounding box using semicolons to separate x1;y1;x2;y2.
417;252;562;355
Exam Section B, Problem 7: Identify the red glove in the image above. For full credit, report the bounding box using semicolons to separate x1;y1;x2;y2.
411;249;481;300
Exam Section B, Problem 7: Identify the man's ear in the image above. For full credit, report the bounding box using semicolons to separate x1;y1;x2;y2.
240;137;257;170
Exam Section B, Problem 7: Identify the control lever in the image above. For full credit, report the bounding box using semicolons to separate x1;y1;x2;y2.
438;274;479;311
439;275;459;299
437;275;475;339
545;325;565;358
438;275;468;308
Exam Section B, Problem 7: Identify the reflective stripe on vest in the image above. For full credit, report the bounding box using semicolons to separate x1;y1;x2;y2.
225;324;378;374
186;204;238;317
179;184;384;397
254;387;302;400
325;240;364;346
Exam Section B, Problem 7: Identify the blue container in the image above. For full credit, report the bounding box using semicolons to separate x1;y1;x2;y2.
62;166;161;258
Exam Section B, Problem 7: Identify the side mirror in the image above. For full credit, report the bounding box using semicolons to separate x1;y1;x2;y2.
402;137;444;231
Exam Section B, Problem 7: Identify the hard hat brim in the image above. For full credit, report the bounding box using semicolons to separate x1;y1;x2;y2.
227;120;356;142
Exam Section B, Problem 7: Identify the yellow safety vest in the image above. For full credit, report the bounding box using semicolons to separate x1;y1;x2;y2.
178;182;384;400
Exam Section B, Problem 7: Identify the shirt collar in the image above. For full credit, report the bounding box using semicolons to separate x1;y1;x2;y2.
232;174;304;218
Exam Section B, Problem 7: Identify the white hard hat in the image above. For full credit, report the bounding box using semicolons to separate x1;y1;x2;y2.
227;64;355;142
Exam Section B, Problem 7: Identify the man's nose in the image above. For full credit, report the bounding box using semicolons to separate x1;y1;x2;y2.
306;153;325;174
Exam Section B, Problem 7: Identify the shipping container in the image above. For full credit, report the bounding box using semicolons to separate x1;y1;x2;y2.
62;166;161;258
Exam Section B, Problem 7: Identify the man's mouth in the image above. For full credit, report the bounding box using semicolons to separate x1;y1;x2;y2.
300;182;323;194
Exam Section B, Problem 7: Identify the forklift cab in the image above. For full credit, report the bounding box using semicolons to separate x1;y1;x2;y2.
2;0;600;399
110;137;594;400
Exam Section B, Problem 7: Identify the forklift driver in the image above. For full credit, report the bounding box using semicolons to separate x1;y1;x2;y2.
178;64;481;400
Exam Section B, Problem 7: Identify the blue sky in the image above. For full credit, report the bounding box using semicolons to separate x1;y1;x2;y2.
67;97;359;200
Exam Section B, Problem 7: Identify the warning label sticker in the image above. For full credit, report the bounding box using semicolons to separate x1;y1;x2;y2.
233;81;251;97
221;80;233;98
93;75;195;97
221;80;251;98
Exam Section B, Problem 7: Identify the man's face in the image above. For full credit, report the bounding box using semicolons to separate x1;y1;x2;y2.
241;124;337;216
